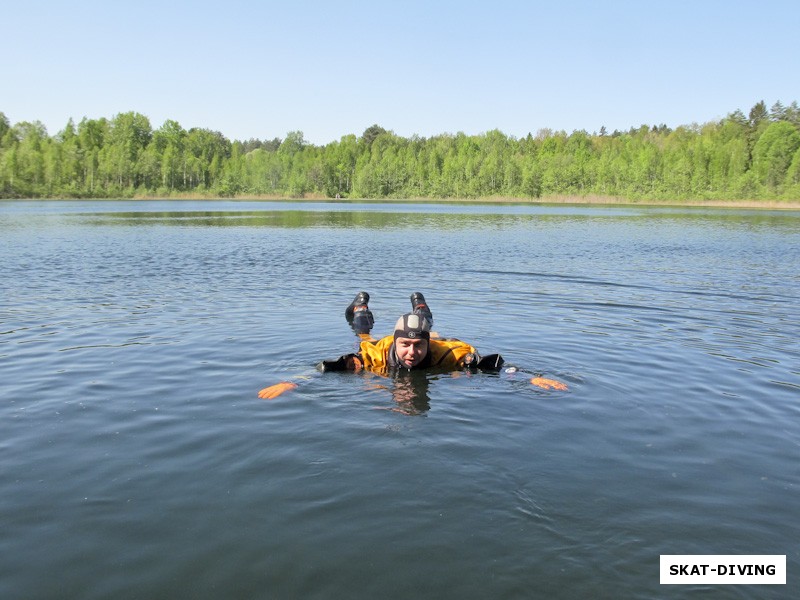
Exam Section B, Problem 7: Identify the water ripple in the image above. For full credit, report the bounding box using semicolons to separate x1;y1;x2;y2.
1;201;798;600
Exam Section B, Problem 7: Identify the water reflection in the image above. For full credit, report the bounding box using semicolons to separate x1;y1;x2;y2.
363;370;432;415
80;209;531;230
388;371;431;415
65;204;800;232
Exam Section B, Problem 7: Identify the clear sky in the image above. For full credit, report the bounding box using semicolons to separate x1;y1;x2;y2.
2;0;798;145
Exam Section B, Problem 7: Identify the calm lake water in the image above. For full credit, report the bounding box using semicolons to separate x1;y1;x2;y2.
1;200;798;599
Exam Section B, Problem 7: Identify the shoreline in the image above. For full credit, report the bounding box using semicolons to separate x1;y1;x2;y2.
5;194;800;210
134;192;800;210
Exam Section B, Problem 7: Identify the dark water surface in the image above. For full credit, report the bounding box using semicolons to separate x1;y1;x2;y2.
2;200;798;599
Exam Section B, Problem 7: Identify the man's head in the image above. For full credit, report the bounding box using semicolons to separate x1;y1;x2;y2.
393;313;430;368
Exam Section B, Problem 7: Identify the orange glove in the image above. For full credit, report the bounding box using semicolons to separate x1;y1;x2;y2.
258;381;298;399
530;377;569;391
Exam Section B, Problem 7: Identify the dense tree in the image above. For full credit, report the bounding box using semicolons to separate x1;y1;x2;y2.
0;112;10;144
77;117;107;194
100;112;152;191
749;101;769;129
2;101;799;201
752;121;800;189
361;124;388;149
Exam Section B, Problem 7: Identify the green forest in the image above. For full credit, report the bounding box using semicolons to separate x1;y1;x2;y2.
1;101;799;202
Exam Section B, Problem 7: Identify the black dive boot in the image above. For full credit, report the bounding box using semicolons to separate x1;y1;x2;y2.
345;291;374;334
410;292;433;328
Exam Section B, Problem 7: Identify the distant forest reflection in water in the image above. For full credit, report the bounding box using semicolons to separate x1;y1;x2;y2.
79;202;800;231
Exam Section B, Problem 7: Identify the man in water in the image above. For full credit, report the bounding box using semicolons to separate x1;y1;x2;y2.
258;292;568;399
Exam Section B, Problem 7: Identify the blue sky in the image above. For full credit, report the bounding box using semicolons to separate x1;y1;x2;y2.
2;0;798;145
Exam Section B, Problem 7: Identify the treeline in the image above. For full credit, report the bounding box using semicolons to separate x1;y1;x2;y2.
1;101;799;201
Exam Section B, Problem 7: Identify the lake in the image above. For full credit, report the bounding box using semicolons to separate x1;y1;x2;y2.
1;200;798;599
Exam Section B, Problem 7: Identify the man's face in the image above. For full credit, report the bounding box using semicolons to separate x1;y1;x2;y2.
394;336;429;368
